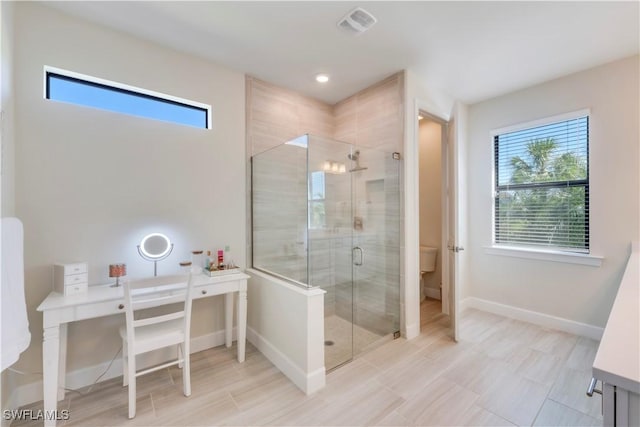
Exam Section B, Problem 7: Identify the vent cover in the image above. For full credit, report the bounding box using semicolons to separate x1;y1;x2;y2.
337;7;377;36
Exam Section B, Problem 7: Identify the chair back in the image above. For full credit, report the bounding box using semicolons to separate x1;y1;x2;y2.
123;273;196;349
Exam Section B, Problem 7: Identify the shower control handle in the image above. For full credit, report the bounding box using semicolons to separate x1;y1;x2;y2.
353;247;364;266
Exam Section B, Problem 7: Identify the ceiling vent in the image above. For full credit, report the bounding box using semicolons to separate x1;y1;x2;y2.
337;7;377;36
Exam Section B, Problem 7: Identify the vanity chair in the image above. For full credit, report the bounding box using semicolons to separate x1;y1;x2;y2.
120;273;195;418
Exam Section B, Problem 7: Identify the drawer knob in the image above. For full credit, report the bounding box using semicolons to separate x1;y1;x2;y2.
201;290;207;295
118;304;124;310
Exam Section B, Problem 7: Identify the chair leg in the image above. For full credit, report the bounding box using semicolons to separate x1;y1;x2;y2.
122;340;128;387
183;341;191;397
177;344;183;369
127;353;136;419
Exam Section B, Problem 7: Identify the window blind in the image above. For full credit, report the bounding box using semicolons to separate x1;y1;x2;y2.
494;116;589;252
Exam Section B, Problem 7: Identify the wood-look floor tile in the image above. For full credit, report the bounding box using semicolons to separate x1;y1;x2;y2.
266;395;330;426
419;334;475;364
565;337;600;373
529;329;579;360
477;370;549;426
227;368;293;410
412;380;479;426
508;347;565;387
361;338;422;372
320;358;379;403
533;399;602;426
151;384;231;420
158;392;239;426
396;377;467;423
219;382;307;426
548;368;603;420
66;394;154;426
459;405;516;426
12;305;602;427
371;409;414;426
380;353;450;400
477;334;523;360
442;350;511;395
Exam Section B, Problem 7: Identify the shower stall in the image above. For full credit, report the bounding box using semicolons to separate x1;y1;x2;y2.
252;134;401;370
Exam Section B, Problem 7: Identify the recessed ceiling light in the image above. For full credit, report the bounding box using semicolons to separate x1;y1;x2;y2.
418;115;424;120
316;74;330;83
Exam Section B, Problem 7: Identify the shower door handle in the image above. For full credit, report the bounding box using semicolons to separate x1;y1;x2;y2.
353;247;364;266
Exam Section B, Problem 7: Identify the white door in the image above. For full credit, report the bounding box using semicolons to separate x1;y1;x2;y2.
445;113;462;341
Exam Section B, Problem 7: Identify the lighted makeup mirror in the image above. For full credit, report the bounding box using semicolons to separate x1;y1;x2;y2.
137;233;173;276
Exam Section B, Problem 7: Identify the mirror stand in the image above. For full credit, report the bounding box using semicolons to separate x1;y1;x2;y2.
137;244;173;276
137;233;174;276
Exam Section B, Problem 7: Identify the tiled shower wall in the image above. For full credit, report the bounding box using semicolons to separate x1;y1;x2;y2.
247;72;405;335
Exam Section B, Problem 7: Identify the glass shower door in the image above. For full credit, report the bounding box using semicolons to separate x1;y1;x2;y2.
307;136;354;371
351;147;401;351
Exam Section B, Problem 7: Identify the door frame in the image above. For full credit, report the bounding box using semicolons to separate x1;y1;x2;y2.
416;111;450;314
405;98;462;340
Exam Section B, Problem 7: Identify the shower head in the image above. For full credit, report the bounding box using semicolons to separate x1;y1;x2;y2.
348;150;366;171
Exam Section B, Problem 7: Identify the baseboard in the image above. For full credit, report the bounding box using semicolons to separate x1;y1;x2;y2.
462;297;604;340
5;328;236;411
424;288;441;300
405;322;420;340
246;326;325;395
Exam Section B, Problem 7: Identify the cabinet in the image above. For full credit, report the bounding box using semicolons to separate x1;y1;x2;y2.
592;244;639;426
54;262;88;295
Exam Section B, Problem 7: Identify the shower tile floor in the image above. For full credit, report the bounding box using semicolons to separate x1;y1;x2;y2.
324;315;386;370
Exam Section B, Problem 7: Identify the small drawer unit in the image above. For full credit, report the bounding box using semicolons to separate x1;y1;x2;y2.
54;262;88;296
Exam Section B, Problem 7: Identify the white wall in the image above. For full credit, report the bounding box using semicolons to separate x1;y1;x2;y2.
1;0;15;218
246;269;325;394
465;55;639;328
10;2;245;398
1;0;18;417
418;119;442;297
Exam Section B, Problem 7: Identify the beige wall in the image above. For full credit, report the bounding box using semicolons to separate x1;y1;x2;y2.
334;73;404;153
246;71;404;156
465;55;640;327
418;119;442;295
246;77;334;156
10;2;245;400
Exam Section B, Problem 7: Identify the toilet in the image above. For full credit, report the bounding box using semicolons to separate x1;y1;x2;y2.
420;246;438;301
420;246;437;274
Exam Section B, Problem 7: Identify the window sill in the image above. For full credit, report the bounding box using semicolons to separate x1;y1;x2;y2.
483;245;603;267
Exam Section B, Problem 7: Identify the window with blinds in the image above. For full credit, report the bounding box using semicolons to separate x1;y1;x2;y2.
494;114;589;253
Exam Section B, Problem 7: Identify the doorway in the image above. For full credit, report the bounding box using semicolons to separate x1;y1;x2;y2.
417;111;453;332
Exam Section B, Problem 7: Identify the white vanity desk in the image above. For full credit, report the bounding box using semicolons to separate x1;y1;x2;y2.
37;272;249;427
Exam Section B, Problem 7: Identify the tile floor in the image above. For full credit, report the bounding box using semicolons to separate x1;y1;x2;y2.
13;304;602;426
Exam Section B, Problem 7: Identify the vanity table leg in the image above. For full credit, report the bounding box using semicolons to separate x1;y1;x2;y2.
42;324;61;427
225;293;233;348
237;289;247;363
57;324;68;401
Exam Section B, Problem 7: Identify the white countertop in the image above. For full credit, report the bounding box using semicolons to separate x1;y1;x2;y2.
37;272;250;312
592;243;640;393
